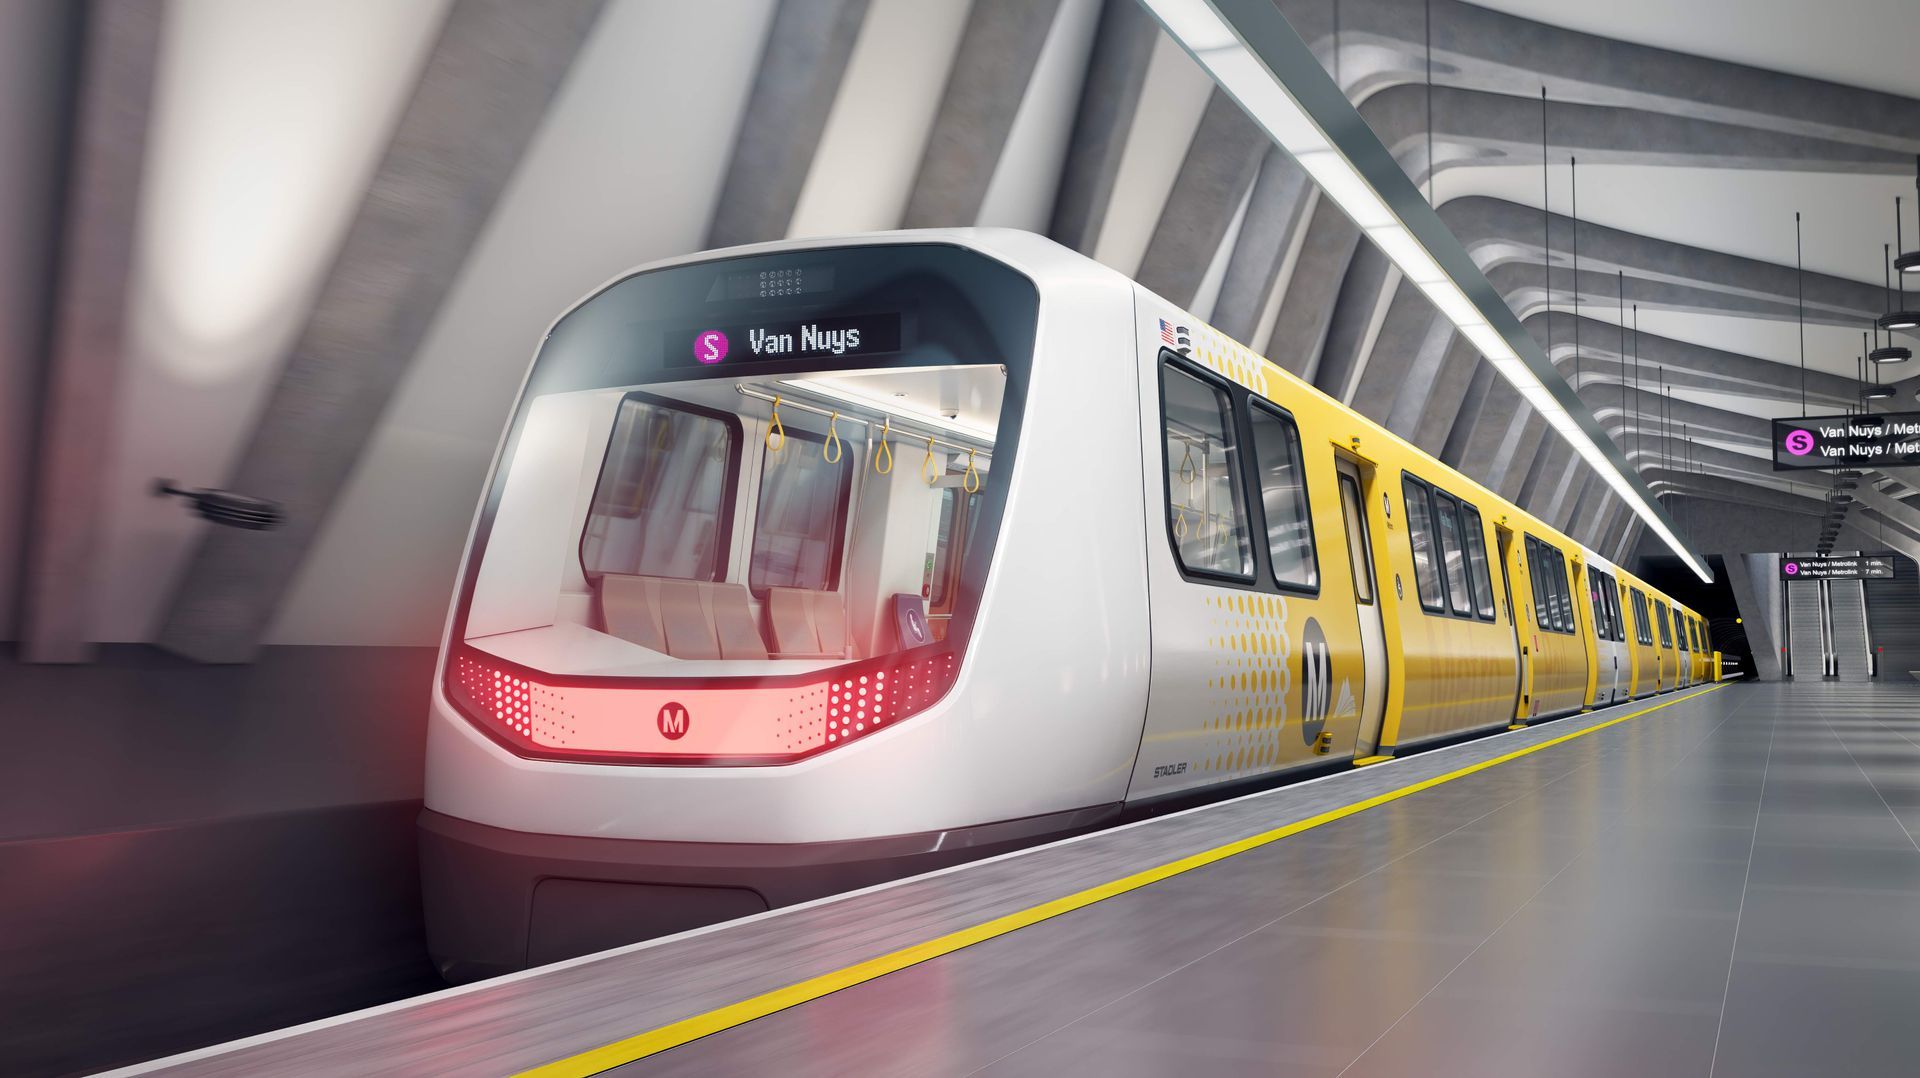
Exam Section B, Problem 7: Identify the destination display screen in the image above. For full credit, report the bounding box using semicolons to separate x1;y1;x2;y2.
1772;411;1920;470
1779;555;1895;580
668;312;904;370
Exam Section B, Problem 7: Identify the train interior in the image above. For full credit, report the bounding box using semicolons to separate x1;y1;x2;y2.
459;363;1007;679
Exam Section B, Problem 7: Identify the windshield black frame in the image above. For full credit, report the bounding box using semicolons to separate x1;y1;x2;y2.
447;242;1040;684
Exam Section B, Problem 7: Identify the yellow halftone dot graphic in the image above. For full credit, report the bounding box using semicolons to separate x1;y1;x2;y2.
1202;593;1294;776
1188;323;1270;393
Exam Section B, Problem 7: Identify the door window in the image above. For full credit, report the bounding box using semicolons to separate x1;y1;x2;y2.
1337;474;1375;605
1459;505;1496;621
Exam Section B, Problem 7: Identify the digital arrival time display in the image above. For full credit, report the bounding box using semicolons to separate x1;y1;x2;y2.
669;312;904;370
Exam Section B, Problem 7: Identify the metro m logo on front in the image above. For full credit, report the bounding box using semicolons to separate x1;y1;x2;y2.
656;701;691;740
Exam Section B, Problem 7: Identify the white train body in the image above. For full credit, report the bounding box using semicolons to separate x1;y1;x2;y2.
421;228;1704;980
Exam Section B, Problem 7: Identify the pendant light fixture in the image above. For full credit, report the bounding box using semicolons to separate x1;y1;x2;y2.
1863;330;1895;399
1898;154;1920;274
1871;243;1912;362
1879;197;1920;330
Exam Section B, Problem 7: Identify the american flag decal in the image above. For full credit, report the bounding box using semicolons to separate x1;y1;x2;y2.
1158;319;1191;351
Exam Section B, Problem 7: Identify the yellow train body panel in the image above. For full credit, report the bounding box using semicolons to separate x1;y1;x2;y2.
1166;310;1699;769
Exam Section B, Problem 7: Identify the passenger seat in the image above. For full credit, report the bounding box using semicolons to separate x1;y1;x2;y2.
763;587;856;659
596;574;769;660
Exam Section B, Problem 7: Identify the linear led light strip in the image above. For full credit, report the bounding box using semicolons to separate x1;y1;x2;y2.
1138;0;1711;582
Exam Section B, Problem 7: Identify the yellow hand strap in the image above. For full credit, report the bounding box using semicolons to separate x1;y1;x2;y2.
921;435;938;485
874;418;894;474
824;412;843;463
963;448;980;493
766;396;785;452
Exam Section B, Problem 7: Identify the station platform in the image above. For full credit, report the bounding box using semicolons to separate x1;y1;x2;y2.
119;681;1920;1078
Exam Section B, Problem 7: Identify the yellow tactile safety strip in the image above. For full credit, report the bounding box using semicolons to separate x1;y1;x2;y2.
518;683;1729;1077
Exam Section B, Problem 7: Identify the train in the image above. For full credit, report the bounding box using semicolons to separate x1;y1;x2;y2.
418;229;1715;981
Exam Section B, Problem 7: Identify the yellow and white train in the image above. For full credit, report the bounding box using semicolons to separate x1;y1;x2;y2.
420;229;1715;979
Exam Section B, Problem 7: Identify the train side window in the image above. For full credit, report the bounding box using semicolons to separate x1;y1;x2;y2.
1337;474;1374;605
582;393;740;582
1402;477;1447;613
1433;491;1474;617
1247;402;1319;591
1524;537;1550;627
1676;610;1690;652
1603;573;1625;641
1161;360;1254;581
750;425;855;594
1655;600;1672;648
1459;505;1496;620
1638;592;1653;645
1589;570;1610;639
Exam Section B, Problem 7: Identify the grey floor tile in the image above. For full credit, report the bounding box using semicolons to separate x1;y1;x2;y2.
1712;958;1920;1078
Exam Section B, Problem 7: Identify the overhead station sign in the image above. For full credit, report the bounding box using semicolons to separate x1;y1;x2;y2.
1772;411;1920;470
1780;555;1895;580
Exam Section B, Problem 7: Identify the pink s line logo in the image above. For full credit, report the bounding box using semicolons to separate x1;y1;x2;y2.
1784;429;1816;456
695;330;729;365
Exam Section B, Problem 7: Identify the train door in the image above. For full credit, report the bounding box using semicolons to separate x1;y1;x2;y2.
1571;558;1597;708
1335;460;1388;756
1600;573;1625;703
1496;526;1530;720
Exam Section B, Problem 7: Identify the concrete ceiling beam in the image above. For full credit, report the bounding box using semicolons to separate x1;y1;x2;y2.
1211;147;1313;343
17;0;162;663
1048;0;1156;255
903;0;1065;228
1358;83;1907;188
154;0;607;663
1278;0;1920;152
1530;312;1859;410
1449;197;1898;330
705;0;868;248
1135;89;1268;308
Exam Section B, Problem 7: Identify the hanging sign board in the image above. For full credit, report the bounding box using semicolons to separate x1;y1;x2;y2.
1779;555;1895;580
1772;411;1920;470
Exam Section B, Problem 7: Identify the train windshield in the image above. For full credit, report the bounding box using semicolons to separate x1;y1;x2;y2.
442;243;1037;763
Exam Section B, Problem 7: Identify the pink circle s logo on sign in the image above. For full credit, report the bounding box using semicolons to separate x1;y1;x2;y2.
1784;562;1799;575
1784;429;1816;457
695;330;729;365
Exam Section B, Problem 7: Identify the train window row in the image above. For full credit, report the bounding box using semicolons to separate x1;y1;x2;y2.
1402;475;1496;622
1159;356;1319;593
1522;535;1577;635
1587;567;1626;642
